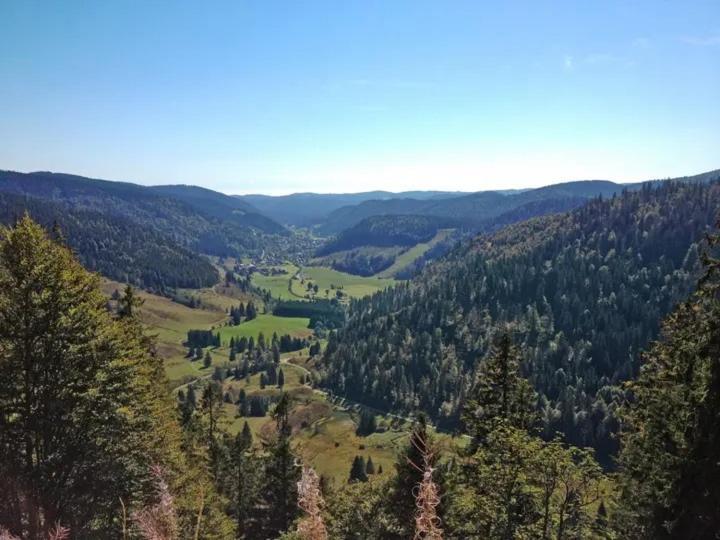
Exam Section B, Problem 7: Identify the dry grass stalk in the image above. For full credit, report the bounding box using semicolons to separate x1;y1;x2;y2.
296;466;328;540
0;527;18;540
132;465;179;540
47;523;70;540
0;523;69;540
412;439;443;540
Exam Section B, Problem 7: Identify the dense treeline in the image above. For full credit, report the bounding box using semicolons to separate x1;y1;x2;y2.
614;227;720;537
0;170;311;268
273;299;345;329
0;217;232;538
0;193;218;291
322;248;398;276
320;181;720;462
316;214;458;255
3;213;719;538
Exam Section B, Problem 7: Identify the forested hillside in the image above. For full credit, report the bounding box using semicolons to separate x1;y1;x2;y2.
320;181;720;462
241;190;465;227
149;184;287;235
316;171;720;236
3;186;719;538
0;170;321;289
316;180;625;235
0;170;299;262
316;215;460;255
0;192;218;291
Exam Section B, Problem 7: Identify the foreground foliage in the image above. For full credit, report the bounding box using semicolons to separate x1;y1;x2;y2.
0;216;231;538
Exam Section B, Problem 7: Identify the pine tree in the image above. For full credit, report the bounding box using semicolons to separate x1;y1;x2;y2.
201;381;224;480
462;331;537;449
117;283;143;318
230;422;255;538
366;456;376;475
254;393;300;537
389;415;440;537
204;350;212;368
0;216;235;537
278;368;285;388
616;228;720;538
356;410;378;436
349;456;368;483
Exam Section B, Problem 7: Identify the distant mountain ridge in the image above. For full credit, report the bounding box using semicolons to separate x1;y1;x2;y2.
0;170;295;290
240;190;468;227
242;170;720;235
316;180;628;235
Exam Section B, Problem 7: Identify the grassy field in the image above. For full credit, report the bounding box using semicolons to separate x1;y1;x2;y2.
217;314;312;346
293;266;395;299
102;279;453;485
251;263;302;300
375;229;454;278
211;355;425;484
101;280;238;386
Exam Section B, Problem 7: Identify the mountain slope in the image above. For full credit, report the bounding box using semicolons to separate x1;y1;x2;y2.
316;214;461;256
150;184;286;234
320;180;720;462
0;192;218;291
317;171;720;235
316;180;622;235
0;170;294;260
240;190;467;227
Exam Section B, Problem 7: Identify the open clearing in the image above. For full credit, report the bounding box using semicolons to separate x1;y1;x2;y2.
251;263;302;300
102;280;455;485
217;314;312;346
375;228;455;278
293;266;395;299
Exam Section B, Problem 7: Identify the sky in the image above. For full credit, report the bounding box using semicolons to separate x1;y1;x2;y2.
1;1;718;195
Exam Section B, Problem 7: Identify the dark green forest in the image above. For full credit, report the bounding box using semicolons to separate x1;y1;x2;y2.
0;192;219;291
316;215;460;255
0;171;312;283
320;181;720;463
3;179;720;537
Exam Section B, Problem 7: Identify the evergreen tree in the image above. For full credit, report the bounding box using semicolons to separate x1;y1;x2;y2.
616;228;720;538
277;368;285;388
229;422;255;538
204;350;212;368
366;456;376;475
202;381;225;480
349;456;368;483
462;331;537;449
356;409;378;436
0;216;234;537
117;283;143;318
253;393;300;537
388;415;439;538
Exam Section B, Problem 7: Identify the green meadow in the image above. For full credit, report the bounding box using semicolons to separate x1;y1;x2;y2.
217;314;312;346
293;265;395;299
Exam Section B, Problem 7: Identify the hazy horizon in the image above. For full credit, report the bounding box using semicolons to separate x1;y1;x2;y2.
2;1;718;194
5;164;718;197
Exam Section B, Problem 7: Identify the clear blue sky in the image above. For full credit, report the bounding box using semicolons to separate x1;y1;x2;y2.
1;1;718;194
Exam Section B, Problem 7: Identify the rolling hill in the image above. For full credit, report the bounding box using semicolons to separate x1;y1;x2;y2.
0;170;295;289
240;190;467;227
315;171;720;235
320;179;720;464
